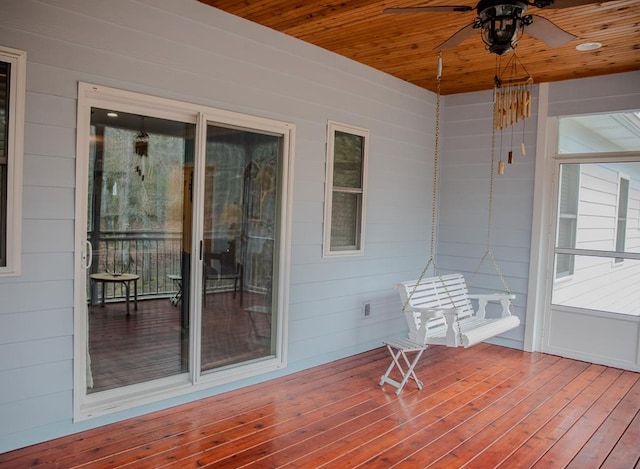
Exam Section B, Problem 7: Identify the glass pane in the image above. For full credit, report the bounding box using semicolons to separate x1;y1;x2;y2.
556;162;640;255
0;60;8;267
559;111;640;153
201;124;280;372
552;254;640;316
333;131;363;189
616;177;629;261
331;191;360;249
0;164;5;267
86;108;195;393
559;164;579;214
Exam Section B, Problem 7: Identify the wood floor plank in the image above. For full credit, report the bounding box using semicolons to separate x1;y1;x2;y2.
264;345;525;468
3;347;388;469
77;355;391;468
495;365;621;469
532;370;640;468
568;372;640;468
311;351;558;467
266;350;533;468
413;359;590;468
160;344;500;468
364;354;564;468
600;406;640;469
464;363;610;468
2;344;640;469
111;345;463;468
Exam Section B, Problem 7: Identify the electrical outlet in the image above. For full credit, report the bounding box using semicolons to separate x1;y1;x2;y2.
362;302;371;318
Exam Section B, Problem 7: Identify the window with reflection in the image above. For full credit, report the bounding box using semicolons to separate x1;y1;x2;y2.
324;121;368;256
201;126;281;372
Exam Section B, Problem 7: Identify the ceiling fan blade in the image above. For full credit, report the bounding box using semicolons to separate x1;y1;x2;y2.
384;6;473;13
525;15;575;47
542;0;618;9
435;22;477;51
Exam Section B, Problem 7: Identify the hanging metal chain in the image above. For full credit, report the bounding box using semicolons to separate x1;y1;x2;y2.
402;53;442;314
402;54;467;346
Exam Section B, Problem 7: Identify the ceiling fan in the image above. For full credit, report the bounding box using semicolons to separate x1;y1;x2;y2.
385;0;613;56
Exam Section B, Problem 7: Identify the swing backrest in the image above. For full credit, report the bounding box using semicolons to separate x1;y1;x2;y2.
397;273;475;341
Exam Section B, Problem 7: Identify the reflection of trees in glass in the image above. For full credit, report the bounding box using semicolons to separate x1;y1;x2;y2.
206;135;279;238
333;131;363;189
0;61;8;266
100;128;185;232
330;131;364;249
206;140;245;238
204;131;280;293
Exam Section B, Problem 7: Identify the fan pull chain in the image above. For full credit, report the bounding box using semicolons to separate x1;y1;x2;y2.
521;111;527;156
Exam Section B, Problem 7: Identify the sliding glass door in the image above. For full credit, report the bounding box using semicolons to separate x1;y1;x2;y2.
85;109;195;393
201;125;280;372
74;84;292;420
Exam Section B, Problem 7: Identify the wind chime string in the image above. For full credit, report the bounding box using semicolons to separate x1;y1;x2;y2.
472;85;511;296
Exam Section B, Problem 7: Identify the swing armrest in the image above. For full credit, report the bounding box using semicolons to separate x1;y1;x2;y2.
412;306;457;320
468;293;516;319
404;306;458;345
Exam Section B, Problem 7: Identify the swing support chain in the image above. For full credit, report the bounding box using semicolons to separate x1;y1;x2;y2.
402;52;514;349
472;72;512;298
401;53;465;347
402;52;442;315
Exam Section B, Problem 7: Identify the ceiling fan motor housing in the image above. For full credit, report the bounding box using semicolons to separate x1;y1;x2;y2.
477;0;529;55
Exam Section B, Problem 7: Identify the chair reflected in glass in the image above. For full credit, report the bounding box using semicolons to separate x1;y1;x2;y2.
203;238;243;305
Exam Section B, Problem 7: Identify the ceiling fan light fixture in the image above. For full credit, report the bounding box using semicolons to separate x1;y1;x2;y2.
478;1;528;55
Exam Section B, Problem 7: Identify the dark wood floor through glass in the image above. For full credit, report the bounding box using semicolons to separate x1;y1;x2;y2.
88;290;272;393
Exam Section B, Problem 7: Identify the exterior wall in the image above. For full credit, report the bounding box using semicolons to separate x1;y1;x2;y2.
548;72;640;118
0;0;435;452
1;0;639;454
436;89;538;348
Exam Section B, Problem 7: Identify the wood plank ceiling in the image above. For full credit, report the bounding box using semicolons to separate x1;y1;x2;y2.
199;0;640;95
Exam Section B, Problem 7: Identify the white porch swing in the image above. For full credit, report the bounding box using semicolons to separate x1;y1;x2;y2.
380;54;521;395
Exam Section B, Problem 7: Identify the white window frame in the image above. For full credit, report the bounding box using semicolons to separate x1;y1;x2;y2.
554;163;580;280
323;120;368;257
613;173;629;265
74;83;294;421
0;46;26;277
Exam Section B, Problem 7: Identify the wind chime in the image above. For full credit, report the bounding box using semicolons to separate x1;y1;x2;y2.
134;116;149;181
492;52;532;175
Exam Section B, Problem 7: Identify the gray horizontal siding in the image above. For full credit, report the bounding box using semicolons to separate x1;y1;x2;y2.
0;0;434;452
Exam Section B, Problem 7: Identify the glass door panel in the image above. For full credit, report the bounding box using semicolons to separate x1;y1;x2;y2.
201;124;280;372
552;161;640;318
86;108;195;393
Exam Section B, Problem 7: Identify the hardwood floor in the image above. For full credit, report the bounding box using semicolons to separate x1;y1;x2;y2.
2;343;639;468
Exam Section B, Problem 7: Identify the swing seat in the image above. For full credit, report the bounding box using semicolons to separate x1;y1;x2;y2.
396;273;519;348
